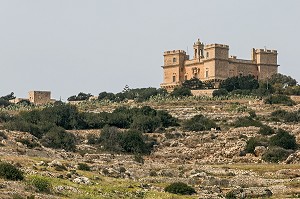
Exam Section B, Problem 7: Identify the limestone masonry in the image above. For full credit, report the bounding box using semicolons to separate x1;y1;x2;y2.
160;39;279;91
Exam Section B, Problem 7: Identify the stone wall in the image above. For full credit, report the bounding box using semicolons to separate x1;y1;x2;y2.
191;89;216;97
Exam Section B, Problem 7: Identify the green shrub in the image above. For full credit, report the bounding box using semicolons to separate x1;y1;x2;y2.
245;137;268;154
0;99;11;107
248;110;257;118
120;130;152;154
265;94;296;106
41;127;76;151
262;147;292;163
271;109;300;122
212;89;228;97
99;126;123;152
182;114;217;131
0;162;23;180
131;116;160;133
29;176;51;192
234;116;263;128
269;129;297;150
0;112;12;122
225;191;237;199
171;87;192;97
164;182;196;195
78;163;90;171
258;125;275;135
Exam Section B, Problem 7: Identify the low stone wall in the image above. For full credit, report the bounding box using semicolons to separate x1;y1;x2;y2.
290;95;300;103
191;89;216;97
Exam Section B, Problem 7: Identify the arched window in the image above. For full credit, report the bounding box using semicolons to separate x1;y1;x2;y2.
173;57;176;63
206;52;209;58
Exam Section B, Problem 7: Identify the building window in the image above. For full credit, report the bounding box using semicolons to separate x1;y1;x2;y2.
206;52;209;58
184;75;187;80
239;72;243;77
173;57;176;63
172;76;176;82
205;70;209;78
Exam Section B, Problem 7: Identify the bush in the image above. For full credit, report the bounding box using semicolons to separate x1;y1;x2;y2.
29;176;51;192
271;109;300;122
131;116;160;133
182;114;217;131
262;147;292;163
0;112;12;123
164;182;196;195
212;89;228;97
182;77;203;90
99;126;123;152
269;129;297;150
77;163;91;171
265;94;296;106
120;130;152;154
0;162;23;180
234;116;263;128
171;87;192;97
245;137;268;154
41;127;77;151
0;99;11;107
258;125;275;135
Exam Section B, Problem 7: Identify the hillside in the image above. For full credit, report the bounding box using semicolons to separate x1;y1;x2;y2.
0;98;300;199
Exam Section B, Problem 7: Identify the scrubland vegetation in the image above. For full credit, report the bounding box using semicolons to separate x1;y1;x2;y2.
0;73;299;198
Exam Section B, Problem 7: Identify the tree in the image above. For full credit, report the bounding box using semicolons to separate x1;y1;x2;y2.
220;75;259;92
171;87;192;97
0;92;16;101
182;78;203;90
67;92;92;101
269;73;297;87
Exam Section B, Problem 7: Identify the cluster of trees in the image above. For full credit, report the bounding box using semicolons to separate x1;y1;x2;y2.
0;92;15;107
98;87;167;102
88;126;155;154
213;73;300;98
67;92;92;101
2;104;178;151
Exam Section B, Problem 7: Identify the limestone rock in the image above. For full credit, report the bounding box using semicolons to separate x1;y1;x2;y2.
254;146;267;157
73;177;90;185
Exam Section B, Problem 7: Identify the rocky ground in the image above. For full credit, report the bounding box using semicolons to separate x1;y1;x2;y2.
0;98;300;198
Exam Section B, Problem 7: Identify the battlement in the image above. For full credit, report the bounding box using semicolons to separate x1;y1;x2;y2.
164;50;186;55
255;49;277;54
205;44;229;49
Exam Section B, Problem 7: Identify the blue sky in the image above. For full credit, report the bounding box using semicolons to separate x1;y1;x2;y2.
0;0;299;100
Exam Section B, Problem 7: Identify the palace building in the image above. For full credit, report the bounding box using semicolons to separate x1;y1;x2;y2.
160;39;278;91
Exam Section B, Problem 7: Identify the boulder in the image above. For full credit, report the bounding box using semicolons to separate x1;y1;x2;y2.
73;177;90;185
254;146;267;157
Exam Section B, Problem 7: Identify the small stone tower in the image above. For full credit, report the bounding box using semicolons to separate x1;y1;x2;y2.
193;39;204;60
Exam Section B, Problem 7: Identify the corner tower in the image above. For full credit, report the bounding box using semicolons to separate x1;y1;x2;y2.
160;50;188;91
252;49;278;80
